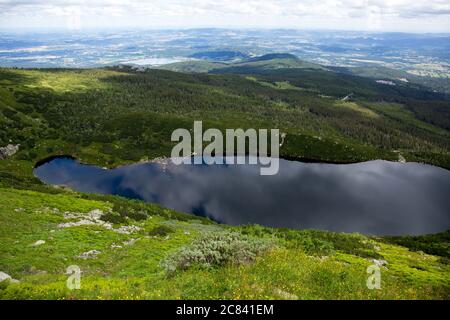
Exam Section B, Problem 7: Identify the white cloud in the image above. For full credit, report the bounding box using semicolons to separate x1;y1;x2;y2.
0;0;449;32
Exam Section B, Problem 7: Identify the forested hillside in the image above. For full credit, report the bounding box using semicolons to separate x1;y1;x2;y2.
1;63;449;181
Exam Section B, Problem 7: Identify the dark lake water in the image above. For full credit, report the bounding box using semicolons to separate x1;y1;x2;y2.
34;156;450;235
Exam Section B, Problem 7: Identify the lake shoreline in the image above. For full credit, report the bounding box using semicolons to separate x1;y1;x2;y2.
33;155;450;236
34;152;415;171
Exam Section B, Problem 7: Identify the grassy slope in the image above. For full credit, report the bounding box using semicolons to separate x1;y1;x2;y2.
0;187;448;300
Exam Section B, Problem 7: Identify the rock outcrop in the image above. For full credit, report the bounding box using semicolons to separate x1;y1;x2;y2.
0;271;19;283
57;209;141;234
78;250;101;259
0;144;19;160
31;240;46;247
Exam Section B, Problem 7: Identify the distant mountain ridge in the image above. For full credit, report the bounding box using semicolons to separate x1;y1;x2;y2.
189;50;251;62
156;52;449;94
245;53;299;62
158;52;325;73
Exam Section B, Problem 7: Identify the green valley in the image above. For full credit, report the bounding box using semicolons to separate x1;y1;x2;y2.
0;55;449;300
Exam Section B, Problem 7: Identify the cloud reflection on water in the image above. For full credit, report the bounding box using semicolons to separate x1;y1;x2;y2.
34;157;450;235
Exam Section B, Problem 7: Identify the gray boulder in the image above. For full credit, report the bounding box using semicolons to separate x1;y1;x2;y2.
0;271;19;283
78;250;101;259
0;144;19;159
31;240;46;247
0;271;12;282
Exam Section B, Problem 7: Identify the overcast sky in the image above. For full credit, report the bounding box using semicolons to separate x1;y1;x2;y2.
1;0;449;33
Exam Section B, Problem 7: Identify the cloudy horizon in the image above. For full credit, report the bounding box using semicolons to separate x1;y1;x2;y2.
0;0;449;33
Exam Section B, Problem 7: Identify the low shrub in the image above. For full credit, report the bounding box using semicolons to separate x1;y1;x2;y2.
162;231;276;275
437;256;449;265
148;225;175;237
100;211;127;224
381;230;450;258
240;225;382;258
293;236;335;256
112;203;148;221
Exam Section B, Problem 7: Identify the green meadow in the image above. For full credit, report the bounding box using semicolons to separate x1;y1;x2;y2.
0;188;448;299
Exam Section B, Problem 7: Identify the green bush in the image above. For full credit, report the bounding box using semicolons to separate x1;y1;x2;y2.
28;151;38;159
126;209;148;221
437;256;449;265
100;211;127;224
381;230;450;258
162;231;276;275
240;225;382;258
112;203;148;221
292;236;335;256
148;225;175;237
